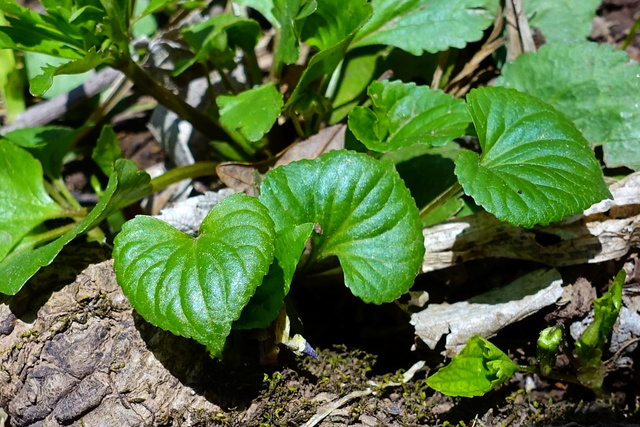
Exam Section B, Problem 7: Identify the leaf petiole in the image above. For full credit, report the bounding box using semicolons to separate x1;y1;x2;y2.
419;182;463;221
149;161;219;193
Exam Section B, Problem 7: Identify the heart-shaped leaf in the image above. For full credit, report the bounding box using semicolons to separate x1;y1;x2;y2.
496;42;640;171
0;141;64;262
348;80;470;152
455;87;611;228
113;193;276;357
258;150;425;304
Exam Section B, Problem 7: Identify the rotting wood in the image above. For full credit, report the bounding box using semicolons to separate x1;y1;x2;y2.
422;172;640;272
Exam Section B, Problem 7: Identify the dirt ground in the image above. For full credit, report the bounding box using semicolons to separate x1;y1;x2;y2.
2;1;640;426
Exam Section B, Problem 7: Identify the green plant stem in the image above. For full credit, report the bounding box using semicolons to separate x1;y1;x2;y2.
11;222;76;254
518;365;583;388
53;178;83;210
149;161;219;193
44;180;72;208
419;182;463;220
621;14;640;50
243;48;263;87
121;59;249;158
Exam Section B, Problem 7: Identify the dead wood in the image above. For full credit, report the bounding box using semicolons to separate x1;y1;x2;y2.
0;260;224;426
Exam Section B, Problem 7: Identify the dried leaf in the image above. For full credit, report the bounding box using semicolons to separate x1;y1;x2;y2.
217;124;345;195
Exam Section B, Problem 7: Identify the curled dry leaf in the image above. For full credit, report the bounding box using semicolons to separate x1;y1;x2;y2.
217;124;345;195
422;172;640;273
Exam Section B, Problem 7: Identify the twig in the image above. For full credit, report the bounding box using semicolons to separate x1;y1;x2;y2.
302;389;373;427
0;67;122;135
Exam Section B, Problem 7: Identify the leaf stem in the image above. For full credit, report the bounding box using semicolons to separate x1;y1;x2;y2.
121;59;248;156
621;14;640;50
149;161;219;193
518;364;583;388
53;177;83;210
419;182;463;220
11;223;77;254
44;180;71;208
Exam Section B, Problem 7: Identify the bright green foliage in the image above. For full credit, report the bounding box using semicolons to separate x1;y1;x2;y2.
497;42;640;170
23;51;95;98
2;125;82;179
352;0;497;55
177;14;261;74
286;0;372;108
235;0;317;69
0;159;151;295
217;83;284;142
575;269;624;390
0;0;128;95
0;141;64;262
526;0;601;43
0;10;24;122
258;150;425;304
537;325;563;376
348;80;470;152
427;335;520;397
29;48;109;96
328;47;380;124
455;86;611;228
235;223;314;329
113;194;276;357
92;125;123;176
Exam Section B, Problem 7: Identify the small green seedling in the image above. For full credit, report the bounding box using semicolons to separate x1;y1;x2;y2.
427;270;625;397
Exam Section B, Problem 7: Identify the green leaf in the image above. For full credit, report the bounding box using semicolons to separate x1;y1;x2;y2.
496;42;640;171
455;86;611;228
427;335;519;397
574;269;624;390
235;223;314;329
348;80;470;152
98;0;130;49
0;11;25;123
258;150;425;304
178;14;261;73
382;142;461;225
0;159;151;295
525;0;601;43
0;24;83;59
328;46;380;124
0;141;64;262
537;325;563;376
352;0;497;55
132;0;158;38
3;125;83;179
113;194;276;357
217;83;284;142
142;0;176;16
575;269;624;362
29;48;109;97
235;0;317;67
273;0;317;67
0;0;85;56
286;0;372;108
92;125;123;176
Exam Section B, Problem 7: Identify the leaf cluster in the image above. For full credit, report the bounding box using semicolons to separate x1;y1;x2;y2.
0;0;634;385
